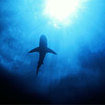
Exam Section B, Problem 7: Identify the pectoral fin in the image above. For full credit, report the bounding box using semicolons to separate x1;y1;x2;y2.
47;48;57;55
28;47;40;53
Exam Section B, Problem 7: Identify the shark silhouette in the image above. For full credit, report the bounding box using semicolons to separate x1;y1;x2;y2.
29;35;57;75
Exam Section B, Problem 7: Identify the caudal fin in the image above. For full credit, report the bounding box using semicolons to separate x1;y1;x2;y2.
36;68;39;75
36;61;42;75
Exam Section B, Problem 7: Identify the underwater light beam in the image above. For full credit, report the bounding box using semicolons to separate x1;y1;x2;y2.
44;0;88;27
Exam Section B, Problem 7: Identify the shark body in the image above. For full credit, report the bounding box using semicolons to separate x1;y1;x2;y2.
29;35;56;74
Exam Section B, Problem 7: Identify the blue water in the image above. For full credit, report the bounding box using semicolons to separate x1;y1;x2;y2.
0;0;105;103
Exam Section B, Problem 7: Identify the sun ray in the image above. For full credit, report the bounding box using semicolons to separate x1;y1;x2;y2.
43;0;88;27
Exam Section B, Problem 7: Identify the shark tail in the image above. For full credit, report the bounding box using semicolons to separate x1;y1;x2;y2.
36;62;43;75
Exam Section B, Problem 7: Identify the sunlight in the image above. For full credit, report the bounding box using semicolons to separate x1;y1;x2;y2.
44;0;88;27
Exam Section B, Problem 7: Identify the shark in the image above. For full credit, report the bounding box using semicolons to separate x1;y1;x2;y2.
29;35;57;75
